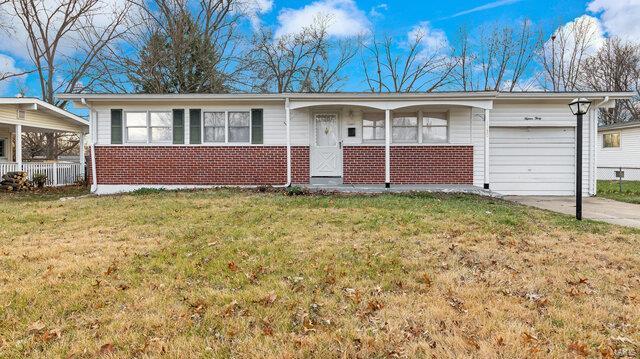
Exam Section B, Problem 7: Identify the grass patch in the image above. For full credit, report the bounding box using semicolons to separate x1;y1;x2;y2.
0;188;639;358
597;180;640;204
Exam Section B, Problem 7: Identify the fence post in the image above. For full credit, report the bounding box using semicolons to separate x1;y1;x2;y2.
619;166;623;193
52;162;58;186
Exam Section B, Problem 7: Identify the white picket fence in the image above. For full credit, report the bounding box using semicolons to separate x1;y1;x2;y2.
0;162;84;186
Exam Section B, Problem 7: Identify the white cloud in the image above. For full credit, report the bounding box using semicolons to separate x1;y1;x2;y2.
547;15;606;56
275;0;370;39
587;0;640;40
0;53;26;93
407;21;449;56
369;3;387;19
237;0;274;29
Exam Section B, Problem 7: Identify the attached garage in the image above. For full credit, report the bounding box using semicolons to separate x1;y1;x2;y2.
490;127;575;196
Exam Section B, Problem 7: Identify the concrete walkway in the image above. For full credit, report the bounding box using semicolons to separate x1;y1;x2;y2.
506;196;640;228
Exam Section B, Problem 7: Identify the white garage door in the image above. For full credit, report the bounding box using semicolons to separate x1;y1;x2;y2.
490;127;575;195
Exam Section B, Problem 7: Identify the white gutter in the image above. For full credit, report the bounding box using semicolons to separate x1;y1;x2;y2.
81;98;98;193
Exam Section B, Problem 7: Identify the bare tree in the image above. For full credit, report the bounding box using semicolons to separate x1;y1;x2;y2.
452;20;541;92
10;0;132;106
361;29;457;93
538;16;602;91
582;37;640;124
248;15;357;93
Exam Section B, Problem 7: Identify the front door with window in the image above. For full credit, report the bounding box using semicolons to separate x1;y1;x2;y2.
310;113;342;177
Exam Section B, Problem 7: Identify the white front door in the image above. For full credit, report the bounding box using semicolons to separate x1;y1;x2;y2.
310;113;342;177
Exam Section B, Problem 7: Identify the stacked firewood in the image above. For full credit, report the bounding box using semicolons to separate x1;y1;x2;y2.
1;171;34;191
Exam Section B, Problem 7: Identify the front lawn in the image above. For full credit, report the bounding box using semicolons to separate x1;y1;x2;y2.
0;189;638;358
598;180;640;204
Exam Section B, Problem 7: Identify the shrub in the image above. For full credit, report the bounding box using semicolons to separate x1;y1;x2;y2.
286;186;307;196
32;173;47;188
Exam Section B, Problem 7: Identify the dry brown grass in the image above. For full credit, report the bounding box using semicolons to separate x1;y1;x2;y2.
0;188;638;358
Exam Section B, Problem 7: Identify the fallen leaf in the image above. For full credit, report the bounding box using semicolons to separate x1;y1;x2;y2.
221;300;239;317
227;261;238;272
27;321;46;334
259;291;277;306
104;262;117;276
496;336;504;346
568;341;589;356
41;328;61;342
421;273;432;287
522;332;538;343
99;343;115;355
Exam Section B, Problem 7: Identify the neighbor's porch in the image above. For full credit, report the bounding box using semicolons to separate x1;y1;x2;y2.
0;123;86;187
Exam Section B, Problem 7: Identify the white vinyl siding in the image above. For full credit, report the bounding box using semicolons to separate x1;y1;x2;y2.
598;127;640;169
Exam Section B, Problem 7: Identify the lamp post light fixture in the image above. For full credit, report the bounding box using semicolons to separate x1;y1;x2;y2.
568;98;592;220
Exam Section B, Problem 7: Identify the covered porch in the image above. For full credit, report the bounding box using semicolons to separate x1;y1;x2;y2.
286;94;494;189
0;98;89;187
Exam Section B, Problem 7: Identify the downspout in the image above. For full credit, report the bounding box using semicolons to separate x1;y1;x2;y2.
284;98;292;187
82;98;98;193
591;96;609;195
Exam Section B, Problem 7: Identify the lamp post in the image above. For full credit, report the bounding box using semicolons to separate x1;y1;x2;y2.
568;98;592;220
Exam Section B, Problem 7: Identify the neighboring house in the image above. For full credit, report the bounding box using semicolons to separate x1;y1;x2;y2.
0;98;89;186
58;91;633;196
597;120;640;180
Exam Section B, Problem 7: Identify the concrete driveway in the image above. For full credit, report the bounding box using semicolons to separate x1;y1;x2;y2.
505;196;640;228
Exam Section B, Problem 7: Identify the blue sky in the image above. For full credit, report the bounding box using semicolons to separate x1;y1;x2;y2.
1;0;639;98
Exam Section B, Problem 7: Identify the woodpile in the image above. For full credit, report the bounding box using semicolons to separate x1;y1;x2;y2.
1;171;34;191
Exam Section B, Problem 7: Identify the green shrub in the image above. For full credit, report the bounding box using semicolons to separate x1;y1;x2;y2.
32;172;47;188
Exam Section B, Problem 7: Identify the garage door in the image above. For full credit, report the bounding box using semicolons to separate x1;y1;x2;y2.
490;127;575;195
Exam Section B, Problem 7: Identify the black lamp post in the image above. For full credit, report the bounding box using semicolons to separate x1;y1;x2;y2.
568;98;591;220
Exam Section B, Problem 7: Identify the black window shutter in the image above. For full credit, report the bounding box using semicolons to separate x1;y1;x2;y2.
111;109;123;144
189;109;201;144
251;109;263;144
173;109;185;144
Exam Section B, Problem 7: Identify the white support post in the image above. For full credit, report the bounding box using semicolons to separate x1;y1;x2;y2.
484;108;490;189
285;98;292;186
15;124;22;171
52;162;58;186
79;133;85;178
385;109;391;188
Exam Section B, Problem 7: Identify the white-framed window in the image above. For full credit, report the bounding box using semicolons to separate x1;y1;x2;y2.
150;111;172;143
0;138;5;158
362;113;385;141
422;113;448;142
124;111;172;143
203;111;226;143
392;114;418;143
125;111;148;143
228;111;250;143
603;132;620;148
203;111;251;144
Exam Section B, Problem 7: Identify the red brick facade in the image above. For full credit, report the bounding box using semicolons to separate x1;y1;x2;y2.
90;145;471;187
91;146;309;185
343;145;473;184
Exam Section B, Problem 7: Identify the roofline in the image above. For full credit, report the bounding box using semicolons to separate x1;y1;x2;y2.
0;97;88;127
598;121;640;131
57;91;635;103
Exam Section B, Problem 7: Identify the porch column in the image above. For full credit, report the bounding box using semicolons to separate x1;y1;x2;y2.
385;109;391;188
79;132;85;178
484;108;490;189
15;124;22;171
